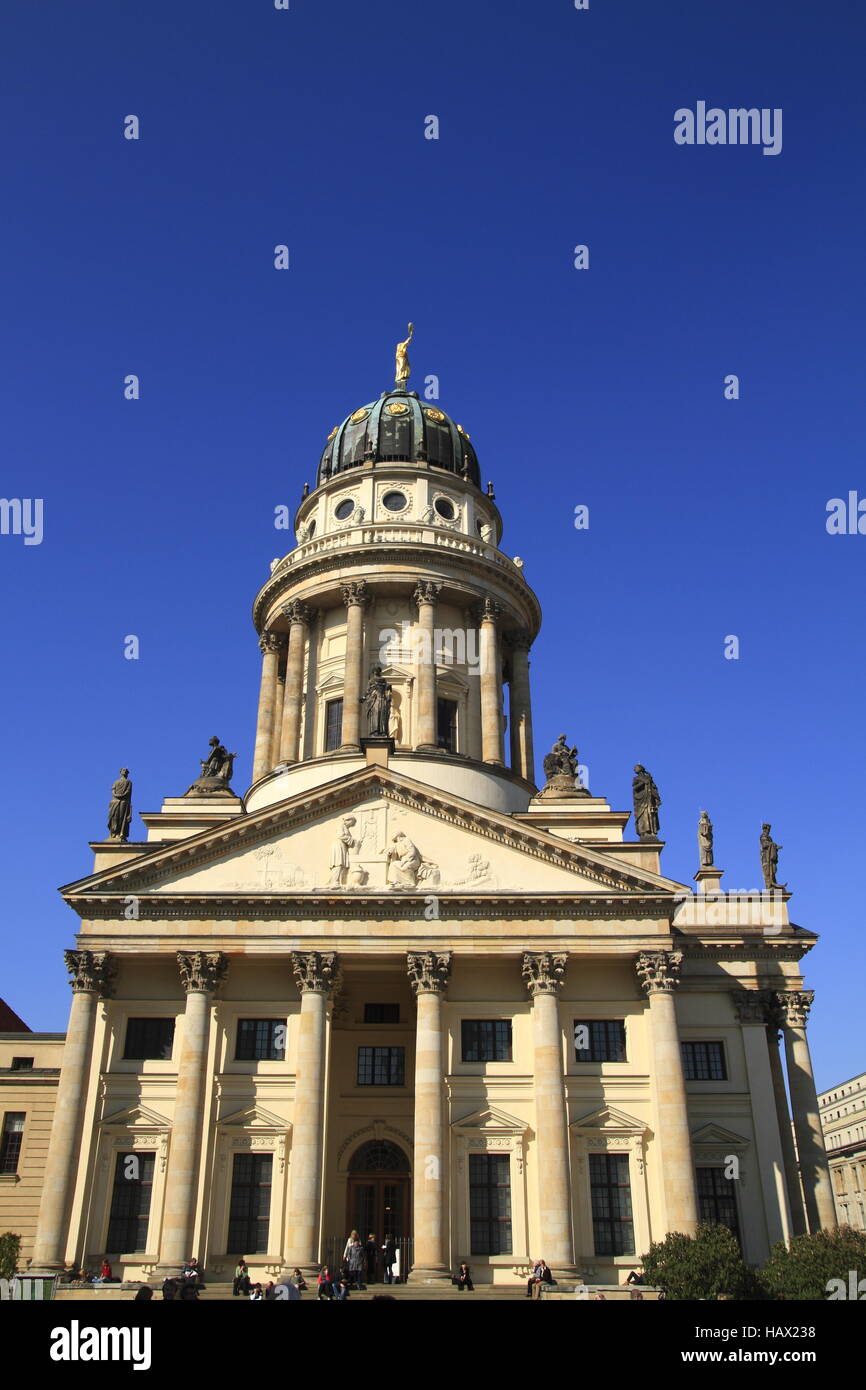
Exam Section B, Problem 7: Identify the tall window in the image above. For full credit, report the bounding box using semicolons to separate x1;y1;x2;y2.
235;1019;286;1061
696;1166;740;1243
461;1019;512;1062
227;1153;273;1253
574;1020;627;1063
436;698;457;753
325;698;343;752
0;1113;25;1175
589;1152;635;1256
123;1018;175;1061
106;1152;155;1252
469;1154;512;1255
357;1047;405;1086
682;1041;727;1081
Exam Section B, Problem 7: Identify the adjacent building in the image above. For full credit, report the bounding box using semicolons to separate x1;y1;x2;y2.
818;1071;866;1230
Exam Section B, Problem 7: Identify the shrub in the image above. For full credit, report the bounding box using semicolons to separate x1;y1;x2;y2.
641;1223;758;1301
0;1233;21;1281
759;1226;866;1301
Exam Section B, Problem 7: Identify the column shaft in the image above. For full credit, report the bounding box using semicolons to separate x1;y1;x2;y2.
766;1025;807;1236
407;952;451;1282
507;636;534;781
413;582;440;749
284;952;336;1272
32;988;100;1268
636;952;698;1236
340;584;368;750
159;989;212;1268
735;999;791;1249
252;634;282;782
479;601;503;764
270;676;285;766
279;607;309;763
530;989;575;1269
784;1023;837;1232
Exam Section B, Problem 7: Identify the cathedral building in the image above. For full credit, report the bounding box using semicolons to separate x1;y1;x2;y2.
22;340;835;1287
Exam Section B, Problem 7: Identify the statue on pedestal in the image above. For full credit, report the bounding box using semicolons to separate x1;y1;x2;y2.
632;765;661;840
760;823;786;890
395;322;413;387
107;769;133;841
185;736;237;796
698;811;714;867
539;734;586;799
363;665;392;737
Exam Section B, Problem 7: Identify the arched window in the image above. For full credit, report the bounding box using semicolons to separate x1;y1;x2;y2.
348;1140;410;1173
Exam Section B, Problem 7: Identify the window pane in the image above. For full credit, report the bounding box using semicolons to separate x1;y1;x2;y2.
682;1042;726;1081
325;699;344;752
124;1018;175;1061
461;1020;512;1063
235;1019;286;1061
589;1153;634;1256
574;1019;626;1063
696;1166;741;1244
357;1047;405;1086
0;1113;25;1175
469;1153;512;1255
227;1153;273;1254
106;1152;155;1253
364;1003;399;1024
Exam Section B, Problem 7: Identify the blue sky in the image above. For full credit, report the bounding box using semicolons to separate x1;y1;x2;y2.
0;0;863;1090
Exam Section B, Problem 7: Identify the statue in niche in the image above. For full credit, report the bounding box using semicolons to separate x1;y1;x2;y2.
760;823;786;890
328;816;357;888
107;768;133;841
632;764;661;840
363;665;393;737
185;737;237;796
698;811;714;867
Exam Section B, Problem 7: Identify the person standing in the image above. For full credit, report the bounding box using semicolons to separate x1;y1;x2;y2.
365;1233;378;1284
346;1236;366;1289
381;1234;397;1285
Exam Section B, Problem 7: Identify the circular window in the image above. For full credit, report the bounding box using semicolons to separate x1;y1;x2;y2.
382;490;407;512
434;497;455;520
334;499;355;521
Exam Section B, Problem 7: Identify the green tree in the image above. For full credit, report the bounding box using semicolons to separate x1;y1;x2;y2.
0;1232;21;1281
641;1223;758;1301
759;1226;866;1301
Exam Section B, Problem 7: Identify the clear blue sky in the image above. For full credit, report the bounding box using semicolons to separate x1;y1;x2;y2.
0;1;863;1091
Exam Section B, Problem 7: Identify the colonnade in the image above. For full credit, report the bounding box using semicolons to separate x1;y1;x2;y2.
250;578;535;782
30;949;835;1276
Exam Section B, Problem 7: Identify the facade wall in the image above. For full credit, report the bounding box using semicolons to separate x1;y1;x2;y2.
0;1036;64;1265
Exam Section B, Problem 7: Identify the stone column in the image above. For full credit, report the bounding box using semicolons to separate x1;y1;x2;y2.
278;600;311;763
284;952;338;1272
271;674;285;767
252;632;284;782
635;951;698;1235
522;952;575;1274
775;991;837;1232
477;598;504;764
505;629;534;782
31;951;115;1270
407;951;452;1281
413;580;441;750
157;952;227;1273
339;582;369;750
732;990;792;1247
764;997;807;1236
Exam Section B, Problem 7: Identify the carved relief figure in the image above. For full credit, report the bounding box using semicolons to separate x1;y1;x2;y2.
328;816;357;888
386;831;423;889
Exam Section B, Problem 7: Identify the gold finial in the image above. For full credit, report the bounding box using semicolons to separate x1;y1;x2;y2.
395;322;414;388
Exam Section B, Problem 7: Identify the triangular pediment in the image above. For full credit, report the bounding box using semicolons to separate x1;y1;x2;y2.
452;1105;529;1134
62;763;684;907
218;1103;288;1131
691;1122;749;1149
100;1102;171;1130
570;1104;646;1134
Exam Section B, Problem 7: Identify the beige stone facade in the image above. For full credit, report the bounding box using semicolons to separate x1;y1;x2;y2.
0;1033;64;1265
819;1071;866;1230
12;370;836;1286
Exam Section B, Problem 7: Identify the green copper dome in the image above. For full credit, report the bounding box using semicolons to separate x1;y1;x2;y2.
317;389;481;490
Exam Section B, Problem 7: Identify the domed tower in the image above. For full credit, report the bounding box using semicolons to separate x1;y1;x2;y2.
247;332;541;816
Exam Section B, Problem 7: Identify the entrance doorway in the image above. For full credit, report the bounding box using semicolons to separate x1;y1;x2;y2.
346;1140;411;1243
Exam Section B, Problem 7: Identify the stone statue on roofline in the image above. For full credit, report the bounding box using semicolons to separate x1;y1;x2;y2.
185;736;237;796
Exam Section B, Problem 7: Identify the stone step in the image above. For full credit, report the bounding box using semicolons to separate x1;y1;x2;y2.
54;1281;532;1302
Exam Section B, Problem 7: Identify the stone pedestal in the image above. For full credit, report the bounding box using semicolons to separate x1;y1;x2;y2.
694;866;724;895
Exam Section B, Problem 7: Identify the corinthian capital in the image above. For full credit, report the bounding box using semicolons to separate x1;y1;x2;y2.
341;581;370;609
280;599;312;626
772;989;814;1029
177;951;228;994
503;628;531;652
413;580;442;609
522;951;568;997
472;597;502;625
64;950;115;997
292;951;339;995
407;951;452;996
259;630;286;656
635;950;683;996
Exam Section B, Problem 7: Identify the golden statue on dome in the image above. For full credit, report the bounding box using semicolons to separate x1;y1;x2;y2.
395;322;413;387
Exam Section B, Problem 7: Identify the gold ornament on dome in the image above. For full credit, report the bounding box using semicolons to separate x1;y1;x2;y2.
350;408;369;423
327;426;338;441
386;401;409;415
457;423;471;438
424;407;445;421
